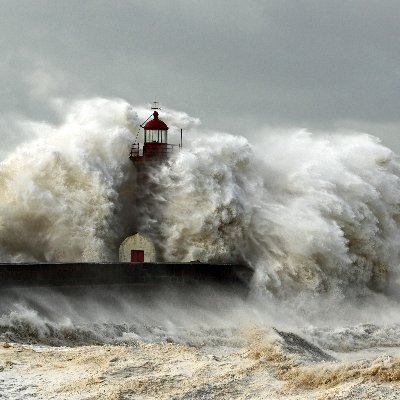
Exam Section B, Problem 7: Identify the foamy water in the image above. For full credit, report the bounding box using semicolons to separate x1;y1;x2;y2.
1;98;400;399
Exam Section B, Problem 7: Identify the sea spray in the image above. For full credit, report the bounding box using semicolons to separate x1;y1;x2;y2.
0;98;139;262
1;98;400;299
156;130;400;297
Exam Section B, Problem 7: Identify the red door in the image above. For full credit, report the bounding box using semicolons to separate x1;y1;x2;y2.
131;250;144;262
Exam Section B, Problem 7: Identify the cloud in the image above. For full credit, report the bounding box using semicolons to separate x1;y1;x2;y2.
0;1;399;150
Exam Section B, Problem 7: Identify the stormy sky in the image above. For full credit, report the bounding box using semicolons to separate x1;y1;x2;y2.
1;1;400;151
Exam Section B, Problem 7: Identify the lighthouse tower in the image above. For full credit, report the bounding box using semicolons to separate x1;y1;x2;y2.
120;102;180;263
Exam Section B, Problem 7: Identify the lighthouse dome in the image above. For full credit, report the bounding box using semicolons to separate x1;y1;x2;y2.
143;111;169;130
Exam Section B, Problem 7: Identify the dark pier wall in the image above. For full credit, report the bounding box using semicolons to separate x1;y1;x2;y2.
0;262;253;288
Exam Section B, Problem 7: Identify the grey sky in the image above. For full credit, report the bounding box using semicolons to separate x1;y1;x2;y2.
1;1;400;150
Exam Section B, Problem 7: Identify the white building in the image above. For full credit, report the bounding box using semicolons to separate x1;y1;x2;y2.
119;233;156;262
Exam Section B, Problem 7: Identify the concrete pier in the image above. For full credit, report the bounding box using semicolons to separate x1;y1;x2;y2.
0;262;253;288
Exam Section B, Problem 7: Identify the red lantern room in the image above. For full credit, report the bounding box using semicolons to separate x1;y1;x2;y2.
143;111;168;143
130;102;181;163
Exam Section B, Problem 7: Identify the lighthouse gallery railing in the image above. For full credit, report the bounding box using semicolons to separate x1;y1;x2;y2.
130;143;177;161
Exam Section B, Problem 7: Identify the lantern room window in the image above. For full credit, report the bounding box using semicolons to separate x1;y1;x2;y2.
144;129;168;143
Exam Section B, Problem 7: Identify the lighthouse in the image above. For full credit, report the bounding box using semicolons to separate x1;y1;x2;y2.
129;102;181;162
120;102;180;263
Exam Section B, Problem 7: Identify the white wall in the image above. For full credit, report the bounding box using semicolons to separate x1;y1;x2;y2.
119;233;156;262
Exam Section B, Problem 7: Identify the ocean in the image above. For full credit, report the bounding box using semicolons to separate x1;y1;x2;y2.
1;98;400;399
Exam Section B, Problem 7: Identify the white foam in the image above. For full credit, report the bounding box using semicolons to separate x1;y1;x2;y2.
1;98;400;300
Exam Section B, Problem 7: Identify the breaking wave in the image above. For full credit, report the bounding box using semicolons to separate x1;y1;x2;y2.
0;98;139;262
0;286;255;346
154;123;400;298
1;98;400;299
